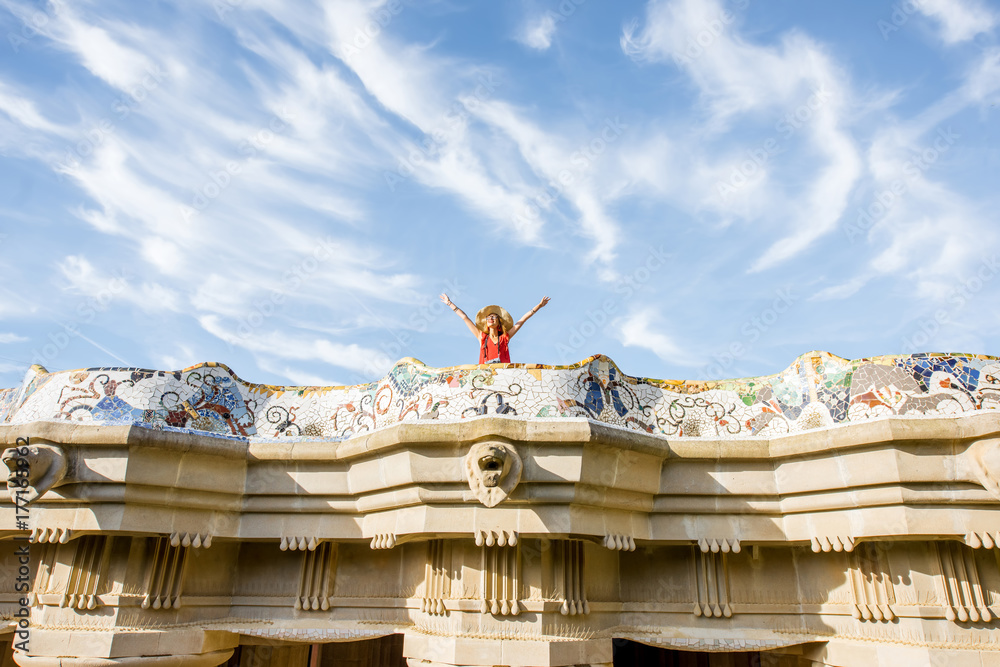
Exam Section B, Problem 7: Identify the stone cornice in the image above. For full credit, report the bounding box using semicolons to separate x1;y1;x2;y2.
3;412;999;550
4;409;999;460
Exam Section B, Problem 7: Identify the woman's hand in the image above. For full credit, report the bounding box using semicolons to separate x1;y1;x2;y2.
536;296;550;309
442;294;480;338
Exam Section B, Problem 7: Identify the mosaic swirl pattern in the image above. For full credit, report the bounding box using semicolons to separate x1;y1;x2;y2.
1;351;998;441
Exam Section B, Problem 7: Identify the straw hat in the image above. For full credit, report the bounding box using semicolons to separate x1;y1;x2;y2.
475;305;514;333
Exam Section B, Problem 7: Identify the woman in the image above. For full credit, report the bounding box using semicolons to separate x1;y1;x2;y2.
439;294;550;364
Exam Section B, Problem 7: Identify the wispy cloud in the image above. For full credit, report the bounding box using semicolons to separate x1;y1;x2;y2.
0;80;68;136
623;0;861;272
199;315;387;377
0;0;996;390
916;0;998;45
852;50;1000;301
518;13;558;50
615;308;693;364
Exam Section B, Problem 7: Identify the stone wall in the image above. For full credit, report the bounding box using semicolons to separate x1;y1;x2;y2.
2;352;1000;666
1;351;998;441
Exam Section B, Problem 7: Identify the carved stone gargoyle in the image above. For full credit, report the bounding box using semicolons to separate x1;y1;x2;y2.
3;443;68;503
465;441;522;508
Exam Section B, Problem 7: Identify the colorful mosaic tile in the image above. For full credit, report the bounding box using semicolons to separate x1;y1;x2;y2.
1;351;998;441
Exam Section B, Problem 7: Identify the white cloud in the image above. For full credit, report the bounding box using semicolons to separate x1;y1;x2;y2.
0;81;68;136
56;255;186;316
615;308;695;364
199;315;389;376
295;0;622;265
4;0;997;388
139;283;183;313
57;255;121;298
518;14;557;50
622;0;862;272
257;358;344;387
809;276;871;302
139;237;185;276
157;344;197;372
853;51;1000;303
916;0;998;45
0;333;28;344
2;0;161;91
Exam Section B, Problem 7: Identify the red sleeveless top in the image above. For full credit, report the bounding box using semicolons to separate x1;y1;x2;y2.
479;332;510;364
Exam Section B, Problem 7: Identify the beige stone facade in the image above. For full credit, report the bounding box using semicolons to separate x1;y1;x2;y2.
2;355;1000;665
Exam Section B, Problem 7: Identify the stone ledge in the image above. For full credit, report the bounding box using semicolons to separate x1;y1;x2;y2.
4;410;999;462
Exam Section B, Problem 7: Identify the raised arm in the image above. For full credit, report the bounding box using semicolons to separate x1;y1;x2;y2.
508;296;550;339
440;294;481;340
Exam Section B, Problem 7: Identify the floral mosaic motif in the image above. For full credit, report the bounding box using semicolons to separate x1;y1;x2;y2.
1;351;998;442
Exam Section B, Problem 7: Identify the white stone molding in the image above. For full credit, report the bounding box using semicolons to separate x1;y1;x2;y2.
475;529;517;547
280;535;320;551
141;536;189;610
421;539;450;615
295;540;337;611
169;531;212;549
555;539;588;616
964;531;1000;549
481;540;520;616
370;533;397;549
848;542;895;622
811;535;856;553
603;534;635;551
465;440;522;507
935;541;993;623
692;548;732;618
11;652;236;667
30;526;73;544
699;537;740;554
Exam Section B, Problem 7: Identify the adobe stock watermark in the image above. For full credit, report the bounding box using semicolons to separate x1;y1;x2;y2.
669;0;750;67
53;66;168;177
384;74;502;192
339;0;405;60
900;255;998;354
701;286;796;380
353;279;467;383
10;437;32;654
844;126;958;244
30;269;131;368
511;116;628;230
228;237;339;347
180;108;295;222
877;0;929;40
555;246;667;363
534;0;590;36
7;0;65;53
716;87;830;202
213;0;245;20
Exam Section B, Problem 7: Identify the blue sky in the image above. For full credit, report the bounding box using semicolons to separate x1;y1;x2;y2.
0;0;998;389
